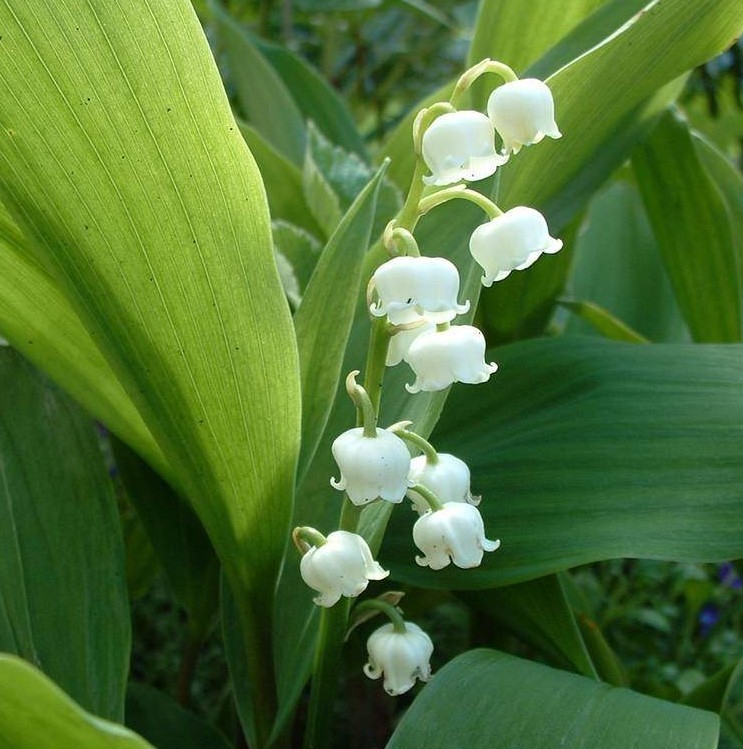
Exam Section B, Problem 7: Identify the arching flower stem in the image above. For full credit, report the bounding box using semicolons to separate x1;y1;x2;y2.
345;370;378;438
389;425;439;464
353;598;407;634
292;526;328;555
382;221;421;257
417;184;503;220
409;482;445;512
450;58;519;108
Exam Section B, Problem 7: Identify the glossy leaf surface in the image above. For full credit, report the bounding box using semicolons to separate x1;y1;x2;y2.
387;650;719;749
383;337;743;589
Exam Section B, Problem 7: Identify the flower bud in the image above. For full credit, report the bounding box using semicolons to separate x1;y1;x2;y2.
331;427;411;505
487;78;561;154
407;453;480;515
300;530;389;608
404;325;497;393
469;206;562;286
370;256;470;325
422;111;508;187
413;502;500;570
363;622;433;695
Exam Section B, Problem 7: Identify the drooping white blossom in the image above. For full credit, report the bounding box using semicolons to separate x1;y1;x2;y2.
404;325;497;393
363;622;434;695
330;427;411;505
469;206;562;286
370;256;470;325
487;78;561;155
407;453;480;515
300;530;389;608
386;321;435;367
422;111;508;187
413;502;500;570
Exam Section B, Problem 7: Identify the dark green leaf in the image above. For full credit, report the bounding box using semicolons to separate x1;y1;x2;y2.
387;649;719;749
559;299;650;343
0;349;129;720
383;337;743;589
111;437;220;640
459;575;599;678
632;109;741;342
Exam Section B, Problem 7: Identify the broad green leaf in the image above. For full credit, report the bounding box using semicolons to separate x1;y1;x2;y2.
468;0;606;102
252;36;367;158
559;299;649;343
387;650;719;749
526;0;650;82
382;337;743;589
239;122;324;237
295;163;388;484
0;3;301;743
632;109;742;342
0;211;167;479
125;683;231;749
211;2;305;163
111;437;220;641
459;574;599;678
0;656;153;749
565;179;689;343
0;349;129;720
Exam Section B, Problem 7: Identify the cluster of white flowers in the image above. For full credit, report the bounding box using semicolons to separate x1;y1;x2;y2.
294;62;561;697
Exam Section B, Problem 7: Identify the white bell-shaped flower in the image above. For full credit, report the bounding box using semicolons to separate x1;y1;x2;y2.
487;78;561;155
300;530;389;608
422;111;508;187
364;622;433;695
413;502;500;570
404;325;497;393
469;206;562;286
370;256;470;325
407;453;480;516
387;321;435;367
331;427;411;505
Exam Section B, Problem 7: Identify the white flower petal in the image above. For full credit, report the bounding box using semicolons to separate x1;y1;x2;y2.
487;78;560;155
404;325;497;393
407;453;479;515
422;111;507;186
413;503;500;570
364;622;433;695
330;427;411;505
300;530;389;608
469;206;562;287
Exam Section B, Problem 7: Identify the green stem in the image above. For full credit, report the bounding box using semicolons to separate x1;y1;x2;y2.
382;223;421;257
396;159;427;231
450;58;519;108
345;370;377;437
353;599;407;633
292;526;327;554
409;483;445;511
303;324;389;749
390;427;438;464
417;185;503;220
